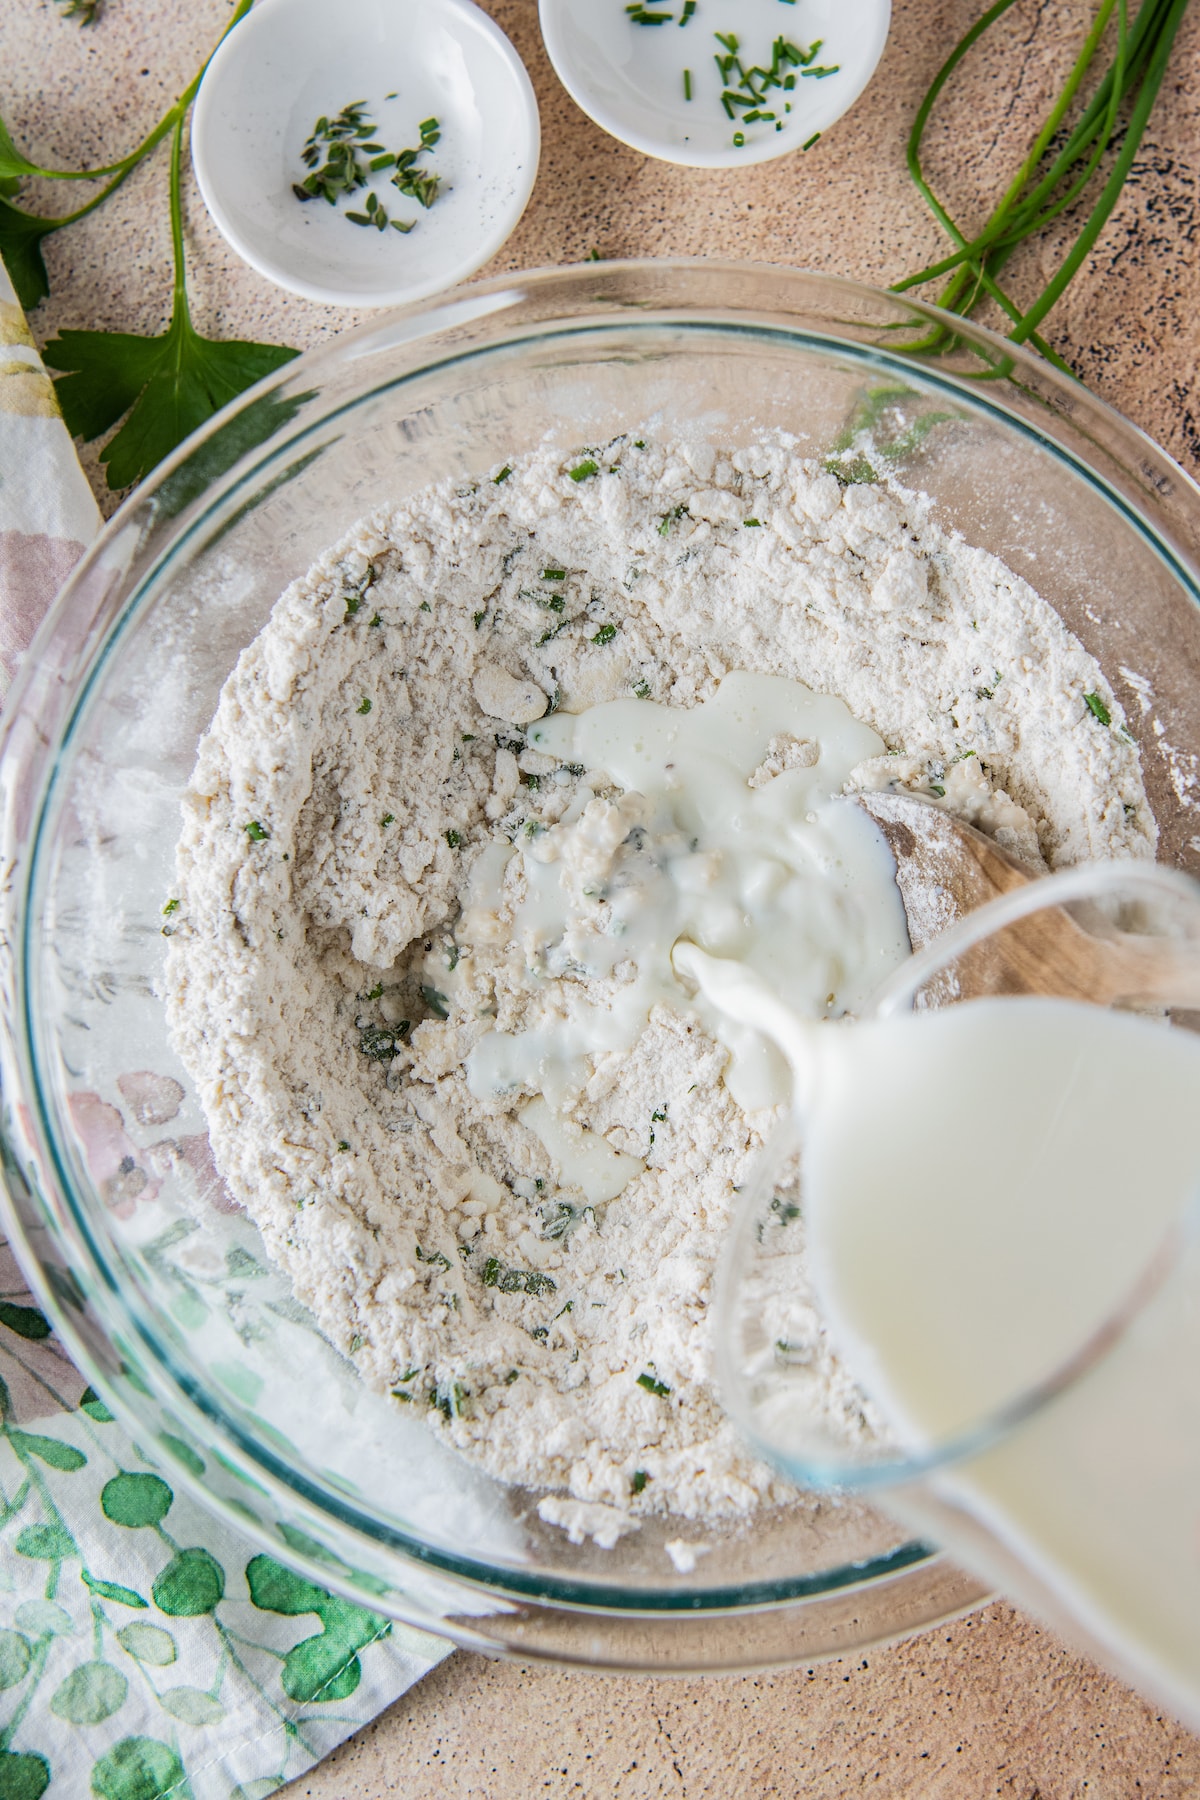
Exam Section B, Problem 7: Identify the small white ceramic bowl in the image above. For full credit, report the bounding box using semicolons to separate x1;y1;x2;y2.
192;0;540;308
538;0;890;169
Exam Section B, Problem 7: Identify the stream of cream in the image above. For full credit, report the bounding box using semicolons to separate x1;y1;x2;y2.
464;670;909;1168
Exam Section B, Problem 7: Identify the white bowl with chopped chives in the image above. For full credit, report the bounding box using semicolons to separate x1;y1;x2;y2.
539;0;890;169
191;0;540;308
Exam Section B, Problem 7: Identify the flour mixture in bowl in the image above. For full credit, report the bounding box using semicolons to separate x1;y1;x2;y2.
164;436;1153;1527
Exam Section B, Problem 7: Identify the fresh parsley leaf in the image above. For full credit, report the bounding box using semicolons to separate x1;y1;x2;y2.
45;320;298;492
41;118;297;490
0;197;58;311
0;115;41;185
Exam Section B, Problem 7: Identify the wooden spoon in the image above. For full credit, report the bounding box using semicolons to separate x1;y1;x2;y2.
856;789;1200;1009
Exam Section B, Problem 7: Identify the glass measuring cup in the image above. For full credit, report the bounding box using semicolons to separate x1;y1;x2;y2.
714;859;1200;1725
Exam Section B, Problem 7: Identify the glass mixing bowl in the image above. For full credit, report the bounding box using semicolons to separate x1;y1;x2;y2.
3;262;1199;1672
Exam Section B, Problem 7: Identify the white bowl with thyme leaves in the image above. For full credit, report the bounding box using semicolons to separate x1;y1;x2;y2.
191;0;540;308
539;0;890;168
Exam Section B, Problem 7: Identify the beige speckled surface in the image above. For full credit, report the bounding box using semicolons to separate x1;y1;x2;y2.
7;0;1200;1791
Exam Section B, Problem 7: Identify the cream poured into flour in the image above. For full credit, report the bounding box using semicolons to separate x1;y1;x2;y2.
164;435;1154;1526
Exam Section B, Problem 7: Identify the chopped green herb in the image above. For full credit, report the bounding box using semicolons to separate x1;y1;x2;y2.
369;612;382;627
553;1300;574;1320
505;1368;521;1384
591;623;618;646
421;985;450;1019
637;1371;671;1398
631;1469;650;1494
481;1258;558;1296
769;1196;800;1225
494;464;513;484
359;1021;406;1061
569;459;599;482
929;783;946;797
336;1140;351;1153
473;609;487;629
419;600;432;612
380;812;394;826
542;567;567;581
743;517;761;527
356;695;372;714
388;117;444;212
244;821;269;842
1084;691;1111;726
365;982;384;1001
651;1106;668;1123
415;1245;452;1272
162;897;180;916
446;829;463;849
345;592;363;617
683;68;693;100
802;130;821;150
428;1379;467;1420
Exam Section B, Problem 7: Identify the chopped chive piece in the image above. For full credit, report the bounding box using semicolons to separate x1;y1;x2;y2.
337;1140;351;1152
929;783;946;797
743;517;761;526
421;985;450;1018
381;813;394;826
446;829;463;848
162;897;180;915
683;67;692;100
636;1372;671;1397
633;679;652;699
542;568;567;581
732;131;745;147
369;613;382;626
1084;691;1111;725
591;623;618;646
803;130;820;150
494;464;513;483
631;1469;650;1494
569;459;599;481
419;600;431;611
244;821;269;842
356;696;372;713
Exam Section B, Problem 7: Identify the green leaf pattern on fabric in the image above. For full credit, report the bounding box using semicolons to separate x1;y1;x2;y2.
0;1241;448;1796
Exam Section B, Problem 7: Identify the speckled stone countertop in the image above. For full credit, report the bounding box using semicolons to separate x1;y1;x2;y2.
7;0;1200;1792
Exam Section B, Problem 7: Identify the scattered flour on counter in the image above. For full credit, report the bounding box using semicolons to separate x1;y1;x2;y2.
164;435;1154;1525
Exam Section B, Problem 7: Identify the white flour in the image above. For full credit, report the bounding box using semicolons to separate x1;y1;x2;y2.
164;436;1153;1526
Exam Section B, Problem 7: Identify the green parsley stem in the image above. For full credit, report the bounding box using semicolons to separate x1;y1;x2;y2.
8;0;254;185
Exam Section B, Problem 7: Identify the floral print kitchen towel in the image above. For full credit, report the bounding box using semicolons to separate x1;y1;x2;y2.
0;256;451;1799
